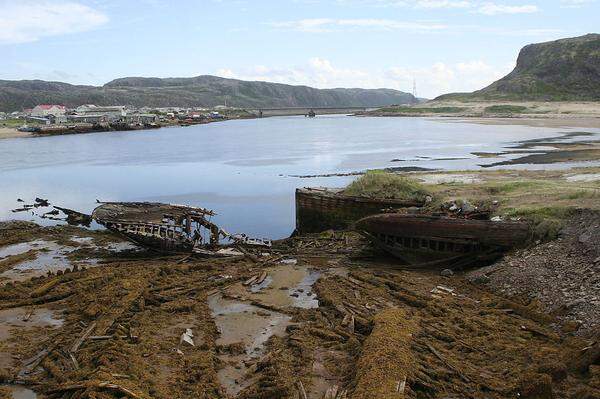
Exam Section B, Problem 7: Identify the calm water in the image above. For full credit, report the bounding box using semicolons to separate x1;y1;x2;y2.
1;115;597;238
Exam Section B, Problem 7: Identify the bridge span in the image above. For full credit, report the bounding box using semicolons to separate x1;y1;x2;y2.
250;106;377;117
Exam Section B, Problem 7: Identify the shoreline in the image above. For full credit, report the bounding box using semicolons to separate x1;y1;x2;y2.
0;127;31;139
0;114;257;140
359;100;600;128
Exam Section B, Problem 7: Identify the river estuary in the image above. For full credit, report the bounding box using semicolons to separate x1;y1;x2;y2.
1;115;598;238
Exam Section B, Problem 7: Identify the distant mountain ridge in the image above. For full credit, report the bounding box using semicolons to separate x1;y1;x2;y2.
0;75;417;112
437;33;600;101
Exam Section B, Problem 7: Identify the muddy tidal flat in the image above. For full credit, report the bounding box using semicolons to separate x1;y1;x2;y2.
0;211;599;398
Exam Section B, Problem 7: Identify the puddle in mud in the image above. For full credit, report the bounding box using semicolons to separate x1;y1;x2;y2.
232;264;321;309
209;261;348;395
289;269;320;309
0;238;139;283
0;240;78;282
208;293;290;396
0;385;38;399
308;348;347;399
0;307;64;370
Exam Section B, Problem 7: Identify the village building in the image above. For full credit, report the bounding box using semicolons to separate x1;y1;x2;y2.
75;105;127;117
30;104;66;117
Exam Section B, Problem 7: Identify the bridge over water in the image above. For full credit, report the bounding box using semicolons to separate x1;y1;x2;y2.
250;106;378;117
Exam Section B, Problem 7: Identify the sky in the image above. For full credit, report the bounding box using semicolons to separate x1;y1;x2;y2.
0;0;598;98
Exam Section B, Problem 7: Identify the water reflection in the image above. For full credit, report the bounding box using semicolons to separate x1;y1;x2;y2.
0;115;598;238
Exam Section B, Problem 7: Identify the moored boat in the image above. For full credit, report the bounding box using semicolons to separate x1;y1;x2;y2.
355;213;531;266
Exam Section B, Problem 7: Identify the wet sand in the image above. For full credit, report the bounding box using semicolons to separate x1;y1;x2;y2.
443;116;600;129
0;127;30;139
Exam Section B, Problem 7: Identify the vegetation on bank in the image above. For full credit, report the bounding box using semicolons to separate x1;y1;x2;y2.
343;171;430;201
0;118;41;128
341;168;600;240
419;169;600;239
374;106;467;114
483;105;529;114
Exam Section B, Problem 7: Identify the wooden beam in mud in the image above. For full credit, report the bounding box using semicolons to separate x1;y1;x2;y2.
352;308;418;399
70;321;97;353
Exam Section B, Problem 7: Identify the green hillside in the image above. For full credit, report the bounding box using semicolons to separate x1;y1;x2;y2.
0;75;416;112
437;34;600;101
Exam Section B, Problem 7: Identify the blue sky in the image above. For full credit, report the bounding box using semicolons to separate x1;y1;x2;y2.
0;0;597;98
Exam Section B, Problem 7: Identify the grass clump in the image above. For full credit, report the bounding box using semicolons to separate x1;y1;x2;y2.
503;206;576;241
484;181;547;195
343;171;429;201
377;106;466;114
484;105;529;114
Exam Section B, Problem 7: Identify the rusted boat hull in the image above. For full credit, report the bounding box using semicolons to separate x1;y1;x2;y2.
101;220;195;252
355;214;531;265
92;202;222;253
295;187;424;234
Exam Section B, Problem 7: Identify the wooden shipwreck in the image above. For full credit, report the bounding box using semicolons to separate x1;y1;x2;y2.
295;187;424;234
92;201;245;253
355;213;531;266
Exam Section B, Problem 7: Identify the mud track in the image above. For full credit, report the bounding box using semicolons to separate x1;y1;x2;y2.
0;223;598;399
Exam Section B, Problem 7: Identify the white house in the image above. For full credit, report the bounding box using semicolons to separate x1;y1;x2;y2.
30;104;66;117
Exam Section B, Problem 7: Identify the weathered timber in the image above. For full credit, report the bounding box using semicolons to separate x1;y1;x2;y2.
355;213;531;264
295;187;424;234
92;201;224;252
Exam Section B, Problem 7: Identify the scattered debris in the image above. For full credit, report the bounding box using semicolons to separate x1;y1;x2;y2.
0;207;598;399
180;328;195;346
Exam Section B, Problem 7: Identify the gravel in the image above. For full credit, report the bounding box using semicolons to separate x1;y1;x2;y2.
468;209;600;336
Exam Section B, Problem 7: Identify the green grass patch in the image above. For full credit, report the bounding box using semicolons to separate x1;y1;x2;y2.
560;189;598;200
377;106;467;114
0;118;30;127
343;171;429;201
502;206;576;241
484;181;547;195
484;105;529;114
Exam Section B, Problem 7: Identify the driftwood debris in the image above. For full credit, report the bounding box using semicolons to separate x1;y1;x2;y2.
425;342;471;383
48;381;143;399
568;341;600;374
234;245;260;263
297;381;308;399
70;322;97;353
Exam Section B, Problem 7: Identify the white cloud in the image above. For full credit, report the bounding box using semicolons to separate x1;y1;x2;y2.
413;0;472;8
216;58;514;98
335;0;472;8
268;18;447;33
477;3;538;14
560;0;596;8
0;1;108;45
269;18;563;38
336;0;540;13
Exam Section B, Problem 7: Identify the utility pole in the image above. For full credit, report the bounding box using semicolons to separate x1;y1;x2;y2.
412;79;417;99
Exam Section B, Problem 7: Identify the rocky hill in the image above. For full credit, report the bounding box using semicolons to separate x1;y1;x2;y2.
437;34;600;101
0;75;416;112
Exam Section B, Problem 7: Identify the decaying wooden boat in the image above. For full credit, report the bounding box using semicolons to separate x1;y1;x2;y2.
295;187;425;234
355;213;531;266
92;201;230;253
